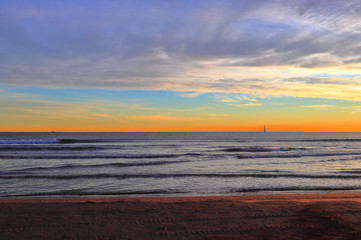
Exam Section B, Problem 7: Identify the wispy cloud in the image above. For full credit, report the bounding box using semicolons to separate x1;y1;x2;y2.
177;92;204;98
1;0;361;103
127;115;220;121
215;93;258;102
0;88;155;121
351;110;361;114
230;103;262;108
301;105;334;108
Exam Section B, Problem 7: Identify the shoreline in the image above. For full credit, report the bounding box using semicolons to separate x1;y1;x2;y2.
2;192;361;239
2;192;361;203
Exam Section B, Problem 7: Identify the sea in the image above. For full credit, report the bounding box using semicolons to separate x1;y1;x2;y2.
1;132;361;198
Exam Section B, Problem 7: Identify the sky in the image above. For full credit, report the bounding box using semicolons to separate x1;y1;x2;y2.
1;0;361;132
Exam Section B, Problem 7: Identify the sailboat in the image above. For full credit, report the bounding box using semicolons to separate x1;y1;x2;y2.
264;125;266;133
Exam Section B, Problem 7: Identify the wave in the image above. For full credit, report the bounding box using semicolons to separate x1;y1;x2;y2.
298;139;361;142
0;146;103;151
2;150;361;160
231;186;361;193
223;146;296;152
1;189;189;197
335;169;361;174
236;151;361;159
0;138;112;144
3;172;361;179
0;138;95;144
0;153;181;159
0;139;60;144
58;138;154;144
9;160;190;173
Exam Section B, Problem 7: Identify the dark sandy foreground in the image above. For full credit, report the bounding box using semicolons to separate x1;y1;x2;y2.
2;193;361;239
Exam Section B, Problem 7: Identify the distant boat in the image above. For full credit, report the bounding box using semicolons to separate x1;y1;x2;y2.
264;125;266;133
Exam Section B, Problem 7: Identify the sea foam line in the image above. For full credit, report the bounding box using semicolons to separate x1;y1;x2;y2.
8;160;190;173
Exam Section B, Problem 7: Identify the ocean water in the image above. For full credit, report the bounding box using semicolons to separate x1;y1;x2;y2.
1;132;361;198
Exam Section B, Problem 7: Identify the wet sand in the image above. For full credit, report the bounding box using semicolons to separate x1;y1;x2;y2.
2;193;361;239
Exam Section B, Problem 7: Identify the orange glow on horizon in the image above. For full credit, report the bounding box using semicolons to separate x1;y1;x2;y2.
3;121;361;132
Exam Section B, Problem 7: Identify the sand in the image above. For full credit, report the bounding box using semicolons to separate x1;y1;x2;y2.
2;193;361;239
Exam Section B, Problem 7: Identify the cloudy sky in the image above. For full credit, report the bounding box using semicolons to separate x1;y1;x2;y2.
1;0;361;131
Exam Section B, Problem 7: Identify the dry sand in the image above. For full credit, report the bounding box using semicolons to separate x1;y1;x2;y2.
2;193;361;239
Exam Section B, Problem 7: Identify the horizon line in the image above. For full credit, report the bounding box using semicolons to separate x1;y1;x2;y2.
2;131;361;133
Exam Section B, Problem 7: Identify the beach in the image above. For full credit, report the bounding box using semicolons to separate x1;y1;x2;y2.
2;193;361;239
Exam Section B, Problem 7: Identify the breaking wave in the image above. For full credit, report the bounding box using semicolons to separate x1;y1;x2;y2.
236;151;361;159
0;153;181;159
9;160;190;173
223;146;295;152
